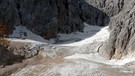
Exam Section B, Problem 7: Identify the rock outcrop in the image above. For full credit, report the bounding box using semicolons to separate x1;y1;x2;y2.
89;0;135;59
105;0;135;59
0;44;24;67
0;0;110;39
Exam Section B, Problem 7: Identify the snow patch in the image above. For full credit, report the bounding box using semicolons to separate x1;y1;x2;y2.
56;22;109;46
65;53;135;66
9;26;55;44
9;23;135;66
9;23;135;76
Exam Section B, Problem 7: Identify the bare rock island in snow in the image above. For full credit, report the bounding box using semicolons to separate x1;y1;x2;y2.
0;0;135;76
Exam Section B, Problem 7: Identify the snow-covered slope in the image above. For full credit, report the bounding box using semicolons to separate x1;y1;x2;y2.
9;22;109;46
7;23;135;76
11;59;133;76
53;22;109;46
9;25;55;44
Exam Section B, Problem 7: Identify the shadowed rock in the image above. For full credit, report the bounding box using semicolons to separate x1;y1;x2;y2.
0;44;24;67
0;0;110;39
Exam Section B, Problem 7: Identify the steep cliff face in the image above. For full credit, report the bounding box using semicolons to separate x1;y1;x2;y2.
1;0;135;59
105;0;135;59
89;0;135;59
82;0;124;17
72;0;135;59
0;0;109;39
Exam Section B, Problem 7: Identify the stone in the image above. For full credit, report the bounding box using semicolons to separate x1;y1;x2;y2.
103;0;135;59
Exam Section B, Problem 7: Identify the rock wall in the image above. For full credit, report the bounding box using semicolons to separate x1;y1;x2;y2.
106;0;135;59
0;0;109;39
84;0;125;17
91;0;135;59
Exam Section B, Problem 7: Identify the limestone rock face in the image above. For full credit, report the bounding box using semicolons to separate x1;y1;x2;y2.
0;0;110;39
84;0;124;17
106;0;135;59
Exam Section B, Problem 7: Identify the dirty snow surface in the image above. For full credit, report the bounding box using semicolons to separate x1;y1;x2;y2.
9;23;135;76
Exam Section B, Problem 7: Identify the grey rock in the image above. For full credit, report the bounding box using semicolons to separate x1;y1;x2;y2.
0;0;110;39
0;44;24;66
104;0;135;59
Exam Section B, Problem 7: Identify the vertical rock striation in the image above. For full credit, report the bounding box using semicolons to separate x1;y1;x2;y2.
106;0;135;59
95;0;135;59
0;0;109;39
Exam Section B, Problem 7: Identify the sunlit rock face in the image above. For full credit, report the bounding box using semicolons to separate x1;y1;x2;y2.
77;0;135;59
103;0;135;59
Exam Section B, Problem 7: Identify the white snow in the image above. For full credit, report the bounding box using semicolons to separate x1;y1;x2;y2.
8;23;135;66
108;55;135;65
7;38;46;44
9;23;135;76
9;23;109;46
65;53;135;66
65;53;106;61
56;22;109;46
9;25;55;44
